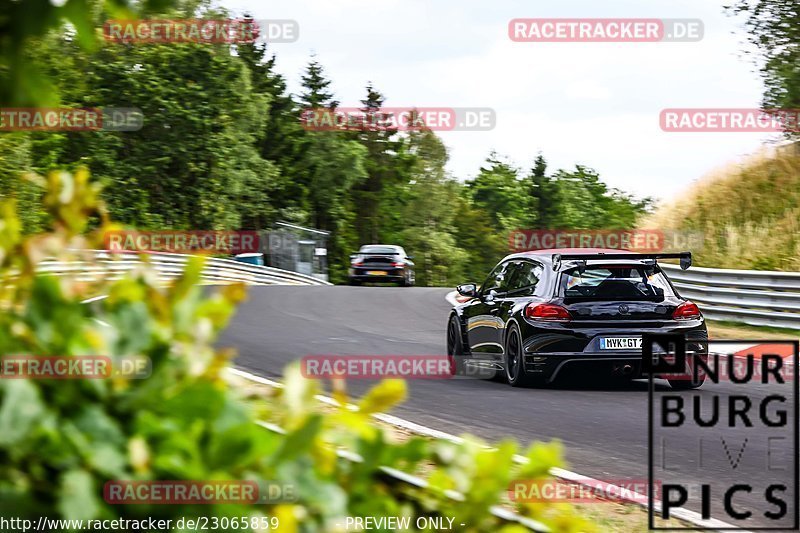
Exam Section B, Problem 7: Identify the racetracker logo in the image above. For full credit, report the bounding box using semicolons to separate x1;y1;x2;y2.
0;108;143;131
509;18;703;42
300;107;495;132
508;229;704;253
301;355;498;380
660;108;800;132
103;19;299;44
302;355;454;379
104;230;260;254
104;481;258;504
509;478;661;504
0;355;150;379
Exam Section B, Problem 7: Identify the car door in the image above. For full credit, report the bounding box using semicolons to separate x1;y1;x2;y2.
499;259;546;341
462;260;516;354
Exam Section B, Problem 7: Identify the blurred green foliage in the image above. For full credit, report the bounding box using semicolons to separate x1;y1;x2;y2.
0;170;593;531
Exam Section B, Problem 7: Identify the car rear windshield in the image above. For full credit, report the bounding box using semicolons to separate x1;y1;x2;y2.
360;246;398;255
559;265;675;300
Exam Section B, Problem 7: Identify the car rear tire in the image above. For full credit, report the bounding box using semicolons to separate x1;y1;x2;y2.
400;271;415;287
505;324;539;387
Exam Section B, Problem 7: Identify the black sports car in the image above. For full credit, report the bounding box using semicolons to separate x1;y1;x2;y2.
349;245;415;286
447;248;708;388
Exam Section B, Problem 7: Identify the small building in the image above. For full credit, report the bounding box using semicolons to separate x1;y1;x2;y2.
263;221;330;281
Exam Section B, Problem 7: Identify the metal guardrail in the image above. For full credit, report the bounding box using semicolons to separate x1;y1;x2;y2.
661;263;800;329
36;250;332;287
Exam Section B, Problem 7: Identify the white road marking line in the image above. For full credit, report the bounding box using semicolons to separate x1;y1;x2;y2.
81;295;110;327
80;294;109;303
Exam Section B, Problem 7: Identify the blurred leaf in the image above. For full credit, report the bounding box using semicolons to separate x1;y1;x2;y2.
57;469;100;521
0;380;46;446
357;379;406;415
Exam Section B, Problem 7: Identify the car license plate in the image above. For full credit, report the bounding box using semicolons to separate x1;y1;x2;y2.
367;270;388;276
600;337;642;350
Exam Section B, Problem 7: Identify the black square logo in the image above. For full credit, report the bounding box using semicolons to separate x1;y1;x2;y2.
642;333;687;374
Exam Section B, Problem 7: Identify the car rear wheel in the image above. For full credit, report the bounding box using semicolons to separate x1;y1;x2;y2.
400;270;415;287
505;325;539;387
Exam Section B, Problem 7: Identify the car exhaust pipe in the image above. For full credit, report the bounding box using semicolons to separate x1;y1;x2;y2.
621;364;633;375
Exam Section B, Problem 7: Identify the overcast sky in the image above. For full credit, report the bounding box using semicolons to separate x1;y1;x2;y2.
223;0;777;202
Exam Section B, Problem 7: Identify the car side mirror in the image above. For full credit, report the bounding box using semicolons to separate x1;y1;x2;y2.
456;283;478;298
349;254;357;260
406;255;414;260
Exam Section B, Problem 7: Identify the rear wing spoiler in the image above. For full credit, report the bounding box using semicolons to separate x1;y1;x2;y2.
551;252;692;271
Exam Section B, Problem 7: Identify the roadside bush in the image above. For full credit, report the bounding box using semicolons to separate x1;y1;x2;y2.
0;169;591;532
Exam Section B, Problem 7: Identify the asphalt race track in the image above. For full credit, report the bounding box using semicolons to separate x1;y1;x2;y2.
218;285;797;529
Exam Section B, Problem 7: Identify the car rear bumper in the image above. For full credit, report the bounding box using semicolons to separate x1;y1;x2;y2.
524;350;707;382
351;275;404;282
350;266;405;281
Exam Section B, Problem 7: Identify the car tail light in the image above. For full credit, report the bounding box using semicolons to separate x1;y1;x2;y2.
673;301;701;320
392;261;403;267
352;258;363;266
525;303;571;321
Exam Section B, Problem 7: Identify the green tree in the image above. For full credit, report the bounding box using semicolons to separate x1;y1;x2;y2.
237;37;309;223
51;37;278;229
467;153;529;232
350;84;412;244
396;128;466;286
293;58;370;281
527;153;559;228
547;165;651;229
299;55;339;110
729;0;800;133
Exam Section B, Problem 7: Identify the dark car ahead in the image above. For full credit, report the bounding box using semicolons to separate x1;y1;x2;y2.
447;248;708;389
349;245;415;286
